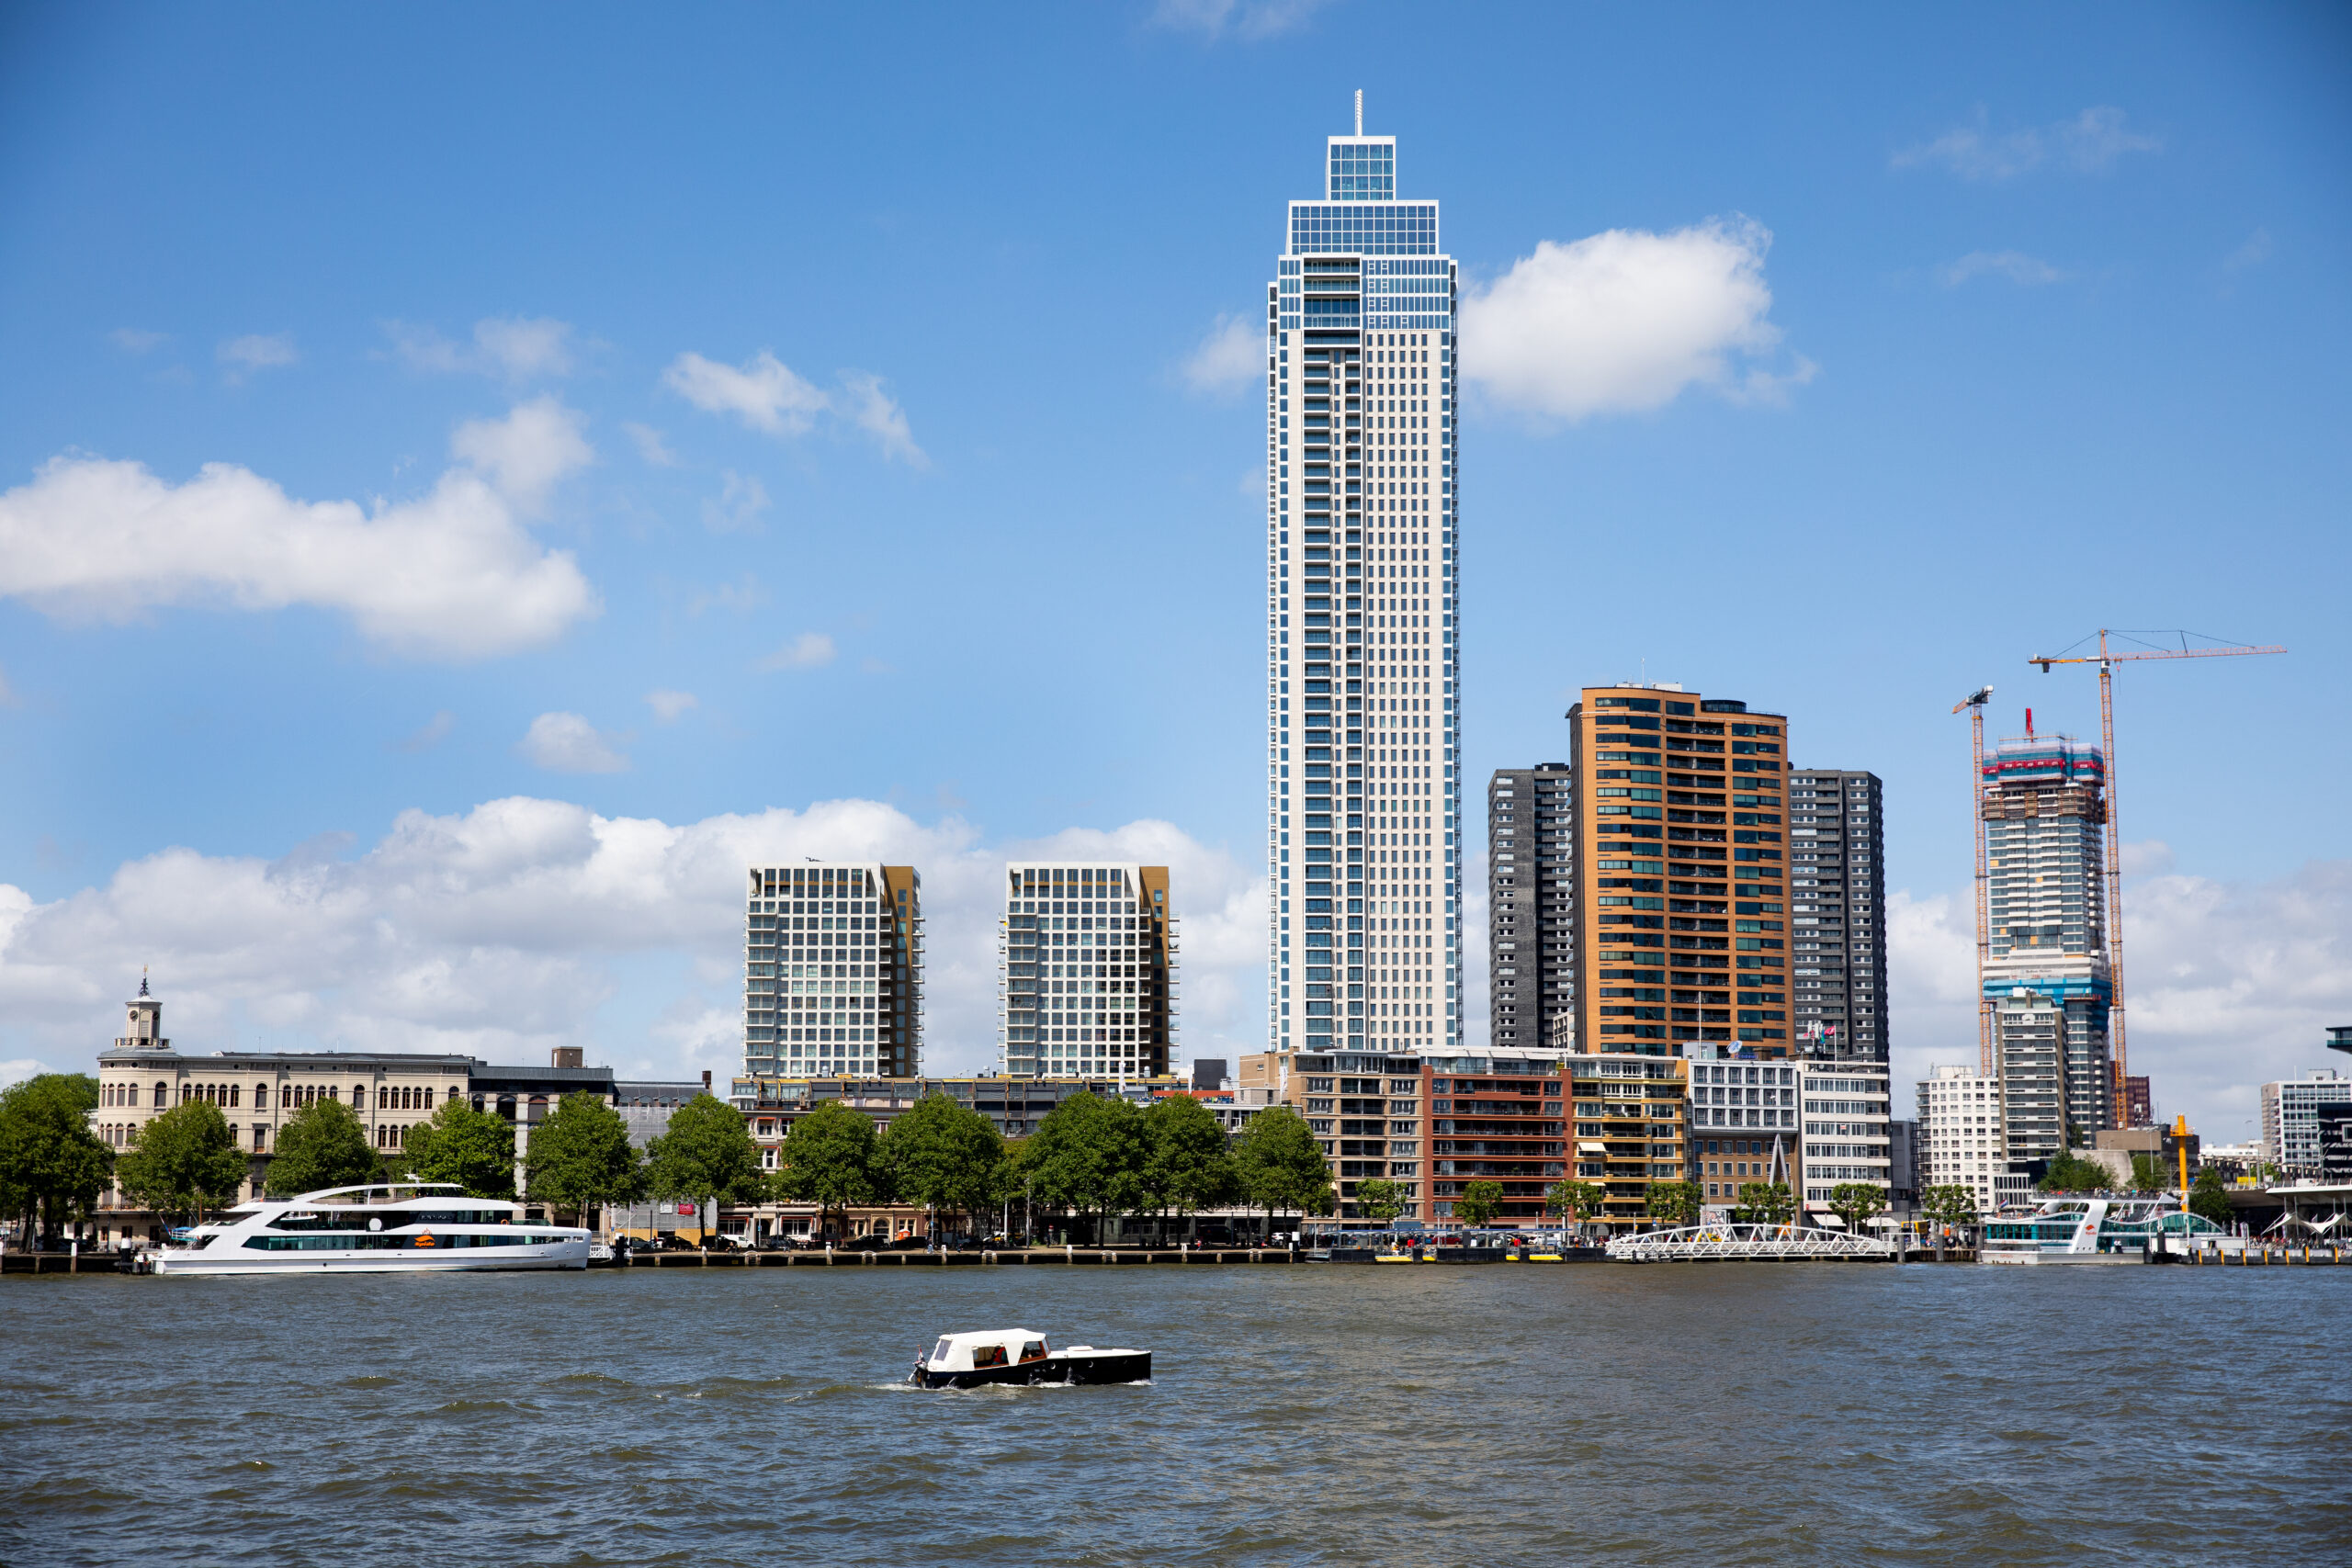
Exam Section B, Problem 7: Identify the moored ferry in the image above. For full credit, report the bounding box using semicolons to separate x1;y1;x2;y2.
1980;1196;2224;1265
151;1181;590;1275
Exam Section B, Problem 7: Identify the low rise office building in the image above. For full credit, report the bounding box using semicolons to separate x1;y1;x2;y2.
2260;1068;2351;1177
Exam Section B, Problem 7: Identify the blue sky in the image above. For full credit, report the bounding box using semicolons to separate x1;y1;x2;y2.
3;3;2347;1141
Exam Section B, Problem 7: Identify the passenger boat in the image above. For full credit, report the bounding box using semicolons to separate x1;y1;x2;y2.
150;1181;591;1275
1979;1196;2224;1265
910;1329;1151;1389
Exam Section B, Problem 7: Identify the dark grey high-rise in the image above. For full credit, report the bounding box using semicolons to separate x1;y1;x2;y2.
1487;764;1576;1049
1786;769;1886;1061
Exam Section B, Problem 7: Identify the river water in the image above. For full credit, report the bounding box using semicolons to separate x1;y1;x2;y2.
3;1261;2346;1565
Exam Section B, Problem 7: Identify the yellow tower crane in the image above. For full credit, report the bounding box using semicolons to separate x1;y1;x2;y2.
2026;629;2286;1123
1951;685;1995;1075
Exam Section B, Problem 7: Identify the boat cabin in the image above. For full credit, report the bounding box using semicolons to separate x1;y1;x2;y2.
925;1329;1050;1374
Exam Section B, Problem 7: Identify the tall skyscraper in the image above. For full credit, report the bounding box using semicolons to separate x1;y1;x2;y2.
1486;764;1576;1049
1978;722;2112;1135
1786;769;1887;1062
1564;684;1792;1057
999;863;1176;1080
742;863;922;1079
1266;99;1461;1065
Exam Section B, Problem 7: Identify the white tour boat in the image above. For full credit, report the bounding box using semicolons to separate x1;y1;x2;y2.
910;1328;1152;1389
151;1180;591;1275
1979;1195;2223;1265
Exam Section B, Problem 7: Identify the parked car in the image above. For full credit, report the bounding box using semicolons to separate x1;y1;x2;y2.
838;1234;886;1252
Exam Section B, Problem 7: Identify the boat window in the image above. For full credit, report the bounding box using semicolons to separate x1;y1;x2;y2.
972;1344;1008;1369
1021;1340;1047;1362
933;1338;954;1365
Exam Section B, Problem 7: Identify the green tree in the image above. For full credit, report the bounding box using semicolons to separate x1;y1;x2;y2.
0;1074;115;1247
645;1093;769;1245
776;1100;882;1241
1141;1093;1240;1242
1232;1104;1331;1242
1546;1179;1603;1235
1922;1184;1981;1233
1733;1180;1796;1227
522;1091;644;1231
1828;1181;1888;1235
1024;1091;1148;1247
2188;1166;2233;1227
266;1098;383;1197
880;1093;1003;1241
1644;1180;1703;1228
2129;1154;2172;1193
1453;1179;1505;1228
1353;1176;1405;1224
2037;1150;2118;1193
114;1101;247;1224
400;1097;517;1199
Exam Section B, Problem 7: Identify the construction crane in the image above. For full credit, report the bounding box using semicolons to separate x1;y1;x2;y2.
1951;685;1996;1075
2025;629;2287;1122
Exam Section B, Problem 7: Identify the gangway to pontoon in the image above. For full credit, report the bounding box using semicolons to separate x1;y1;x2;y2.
1605;1223;1895;1263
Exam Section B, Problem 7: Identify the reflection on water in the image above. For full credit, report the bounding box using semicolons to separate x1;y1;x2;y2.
3;1265;2345;1565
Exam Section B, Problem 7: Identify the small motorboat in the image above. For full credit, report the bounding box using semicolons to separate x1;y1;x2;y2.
910;1328;1151;1389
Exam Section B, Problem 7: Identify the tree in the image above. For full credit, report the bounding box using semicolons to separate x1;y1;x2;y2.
2037;1150;2119;1194
0;1074;115;1247
266;1098;383;1197
1547;1179;1603;1235
2129;1154;2171;1193
645;1093;769;1245
2188;1166;2233;1227
1644;1180;1703;1228
775;1100;881;1241
1142;1094;1240;1242
1733;1180;1796;1227
1024;1091;1148;1246
1453;1179;1505;1228
880;1094;1003;1240
1353;1177;1405;1224
400;1098;516;1199
1828;1181;1888;1235
1922;1184;1980;1233
523;1091;644;1231
1232;1104;1331;1242
114;1101;247;1225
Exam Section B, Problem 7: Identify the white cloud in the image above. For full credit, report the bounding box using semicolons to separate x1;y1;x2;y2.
517;713;629;774
1888;862;2352;1140
661;350;829;437
1939;250;2068;288
1894;106;2162;182
0;797;1269;1082
397;711;456;753
1150;0;1330;39
686;573;763;617
449;396;594;513
1459;218;1812;422
700;470;770;534
109;328;165;355
646;690;697;723
758;631;836;671
1181;313;1262;396
623;422;676;466
838;371;929;468
385;316;578;381
218;333;297;383
0;452;598;661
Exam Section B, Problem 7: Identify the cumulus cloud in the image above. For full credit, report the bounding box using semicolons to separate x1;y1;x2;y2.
1181;312;1263;396
758;631;835;671
700;470;770;534
449;396;594;512
1150;0;1330;39
517;713;629;774
661;351;926;465
0;797;1268;1083
646;690;697;722
0;452;598;660
218;333;297;383
1939;250;2068;288
1894;106;2162;182
385;316;578;381
623;422;677;467
1459;218;1812;422
1889;862;2352;1139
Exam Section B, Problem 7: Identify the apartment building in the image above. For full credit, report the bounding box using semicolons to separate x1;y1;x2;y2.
1567;1051;1690;1232
1793;1058;1894;1215
1000;863;1176;1080
1487;764;1576;1050
2261;1068;2352;1176
1916;1062;2007;1213
742;863;922;1080
1786;769;1887;1062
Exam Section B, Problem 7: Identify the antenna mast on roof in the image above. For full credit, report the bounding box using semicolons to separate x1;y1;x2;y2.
1355;89;1363;136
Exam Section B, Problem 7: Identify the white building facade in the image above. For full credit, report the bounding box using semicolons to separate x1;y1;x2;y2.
2261;1068;2351;1176
999;863;1177;1080
1267;99;1462;1070
741;863;922;1080
1916;1062;2007;1213
1795;1059;1894;1214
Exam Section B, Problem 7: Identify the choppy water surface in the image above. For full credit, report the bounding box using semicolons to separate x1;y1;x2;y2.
3;1262;2346;1565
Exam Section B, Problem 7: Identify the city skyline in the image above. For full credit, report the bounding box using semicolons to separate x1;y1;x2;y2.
2;8;2347;1145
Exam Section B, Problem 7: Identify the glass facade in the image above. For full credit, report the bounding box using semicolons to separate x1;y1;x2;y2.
742;863;922;1080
